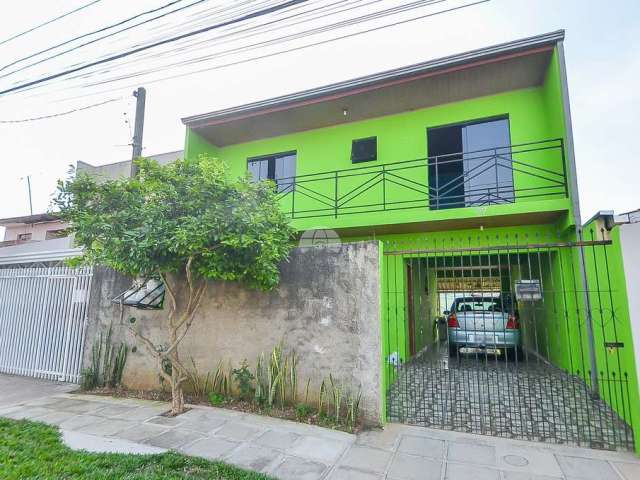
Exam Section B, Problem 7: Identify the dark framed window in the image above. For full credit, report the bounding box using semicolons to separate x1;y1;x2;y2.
351;137;377;163
247;151;296;193
427;116;513;209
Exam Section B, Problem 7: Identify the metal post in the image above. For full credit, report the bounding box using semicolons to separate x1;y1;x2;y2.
26;175;33;215
334;171;338;218
130;87;146;177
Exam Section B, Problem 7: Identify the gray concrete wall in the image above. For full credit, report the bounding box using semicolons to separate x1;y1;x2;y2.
83;241;382;422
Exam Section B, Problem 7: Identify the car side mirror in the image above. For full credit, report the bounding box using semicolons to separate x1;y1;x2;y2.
443;310;450;315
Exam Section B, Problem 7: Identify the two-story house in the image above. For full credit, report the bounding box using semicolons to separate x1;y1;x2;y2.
179;31;637;451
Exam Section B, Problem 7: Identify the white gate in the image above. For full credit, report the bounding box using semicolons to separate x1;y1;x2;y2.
0;265;93;383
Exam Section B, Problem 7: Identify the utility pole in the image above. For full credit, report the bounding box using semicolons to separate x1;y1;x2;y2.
130;87;146;177
26;175;33;215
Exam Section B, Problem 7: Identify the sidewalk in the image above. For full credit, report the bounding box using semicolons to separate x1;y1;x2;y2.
0;377;639;480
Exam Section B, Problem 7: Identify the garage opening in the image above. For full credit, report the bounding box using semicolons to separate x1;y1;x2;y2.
384;237;635;451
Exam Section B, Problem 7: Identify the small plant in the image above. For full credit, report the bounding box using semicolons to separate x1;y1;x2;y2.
81;325;127;390
329;374;343;421
185;357;212;399
212;361;230;397
295;403;313;419
345;388;362;432
208;392;225;407
318;379;326;417
232;360;255;400
289;351;298;403
304;377;311;405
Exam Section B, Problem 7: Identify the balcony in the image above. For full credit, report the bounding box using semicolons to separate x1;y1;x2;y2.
276;139;568;224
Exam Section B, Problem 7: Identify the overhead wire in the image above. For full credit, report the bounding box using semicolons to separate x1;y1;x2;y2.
0;0;307;96
0;97;123;123
0;0;102;47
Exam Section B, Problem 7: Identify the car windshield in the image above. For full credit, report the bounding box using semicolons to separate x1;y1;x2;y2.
454;298;503;313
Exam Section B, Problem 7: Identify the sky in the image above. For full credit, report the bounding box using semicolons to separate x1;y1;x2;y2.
0;0;638;230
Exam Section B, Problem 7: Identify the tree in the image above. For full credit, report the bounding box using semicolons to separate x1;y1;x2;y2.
55;157;293;414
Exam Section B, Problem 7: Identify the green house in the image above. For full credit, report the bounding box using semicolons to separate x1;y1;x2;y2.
181;31;639;452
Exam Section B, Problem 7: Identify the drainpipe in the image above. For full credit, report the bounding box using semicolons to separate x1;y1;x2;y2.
557;40;600;397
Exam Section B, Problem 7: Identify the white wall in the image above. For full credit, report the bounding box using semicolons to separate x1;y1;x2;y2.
3;220;68;242
620;221;640;398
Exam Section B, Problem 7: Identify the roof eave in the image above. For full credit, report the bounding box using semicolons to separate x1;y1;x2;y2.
182;30;564;128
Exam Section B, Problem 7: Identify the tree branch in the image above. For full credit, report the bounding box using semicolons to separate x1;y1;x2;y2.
163;281;207;357
128;326;171;384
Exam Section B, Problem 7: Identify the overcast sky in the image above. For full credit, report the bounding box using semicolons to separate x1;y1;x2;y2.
0;0;638;229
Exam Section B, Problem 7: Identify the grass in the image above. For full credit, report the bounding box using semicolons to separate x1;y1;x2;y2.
0;418;272;480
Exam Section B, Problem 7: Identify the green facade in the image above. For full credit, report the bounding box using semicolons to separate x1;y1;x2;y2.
183;46;639;450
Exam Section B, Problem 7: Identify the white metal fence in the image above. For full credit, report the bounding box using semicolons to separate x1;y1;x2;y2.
0;266;93;383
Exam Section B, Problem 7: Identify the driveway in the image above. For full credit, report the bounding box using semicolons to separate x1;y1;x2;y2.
387;345;634;452
1;373;639;480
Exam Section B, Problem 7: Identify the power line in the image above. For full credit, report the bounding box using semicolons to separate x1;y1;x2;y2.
0;0;103;47
0;0;193;73
70;0;482;96
0;0;307;96
0;97;122;123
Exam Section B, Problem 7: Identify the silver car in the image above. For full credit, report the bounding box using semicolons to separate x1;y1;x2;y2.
446;296;521;357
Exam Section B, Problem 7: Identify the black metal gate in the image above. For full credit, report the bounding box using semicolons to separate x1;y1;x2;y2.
383;230;636;451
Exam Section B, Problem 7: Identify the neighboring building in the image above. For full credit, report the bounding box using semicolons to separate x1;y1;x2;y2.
181;31;639;451
77;150;183;181
0;213;69;247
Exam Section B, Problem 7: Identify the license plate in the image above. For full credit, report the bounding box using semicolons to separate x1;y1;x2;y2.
460;347;501;355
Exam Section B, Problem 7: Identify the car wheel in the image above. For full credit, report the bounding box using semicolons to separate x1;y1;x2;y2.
506;346;522;361
448;344;458;357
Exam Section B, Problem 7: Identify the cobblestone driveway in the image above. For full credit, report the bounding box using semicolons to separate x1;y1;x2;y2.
387;344;634;451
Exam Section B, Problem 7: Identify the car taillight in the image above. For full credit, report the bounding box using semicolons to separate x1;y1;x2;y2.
447;313;459;328
506;314;519;329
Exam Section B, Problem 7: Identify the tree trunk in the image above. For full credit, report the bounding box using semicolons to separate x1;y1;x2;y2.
170;366;185;415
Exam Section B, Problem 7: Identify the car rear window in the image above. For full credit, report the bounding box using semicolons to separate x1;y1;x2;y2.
454;299;504;312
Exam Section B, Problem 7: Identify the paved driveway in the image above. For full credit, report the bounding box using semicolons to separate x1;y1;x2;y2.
1;373;639;480
387;345;634;451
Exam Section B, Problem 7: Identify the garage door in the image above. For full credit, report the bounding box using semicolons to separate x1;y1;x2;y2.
0;266;92;383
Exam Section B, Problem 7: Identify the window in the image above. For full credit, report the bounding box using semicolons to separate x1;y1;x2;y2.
17;233;32;242
428;117;514;209
247;152;296;193
45;229;67;240
351;137;377;163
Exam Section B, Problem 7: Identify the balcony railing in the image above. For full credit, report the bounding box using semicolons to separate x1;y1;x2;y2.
276;138;567;219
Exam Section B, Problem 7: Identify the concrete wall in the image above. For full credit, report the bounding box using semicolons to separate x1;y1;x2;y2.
77;150;183;182
84;241;383;422
2;220;68;242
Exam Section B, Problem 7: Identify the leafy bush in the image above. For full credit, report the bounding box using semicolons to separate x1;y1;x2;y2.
232;360;255;400
81;325;127;390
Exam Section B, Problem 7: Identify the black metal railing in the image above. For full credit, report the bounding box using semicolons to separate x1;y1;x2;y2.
276;138;567;219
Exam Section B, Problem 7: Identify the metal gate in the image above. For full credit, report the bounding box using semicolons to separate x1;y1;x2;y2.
383;231;636;451
0;265;93;383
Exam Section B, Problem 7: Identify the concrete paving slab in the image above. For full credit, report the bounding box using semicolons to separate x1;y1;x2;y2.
355;426;401;451
48;398;103;414
94;405;137;418
112;423;169;443
501;472;563;480
339;445;392;474
180;436;240;460
214;422;264;442
495;444;564;477
289;435;350;464
35;410;76;426
145;428;204;449
145;415;186;428
556;455;622;480
226;444;283;473
59;414;108;431
111;406;168;421
271;455;327;480
447;441;497;466
612;461;640;480
62;430;166;455
179;416;227;435
76;418;135;436
255;429;300;450
2;406;52;420
444;463;499;480
397;435;444;459
327;467;384;480
387;453;442;480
